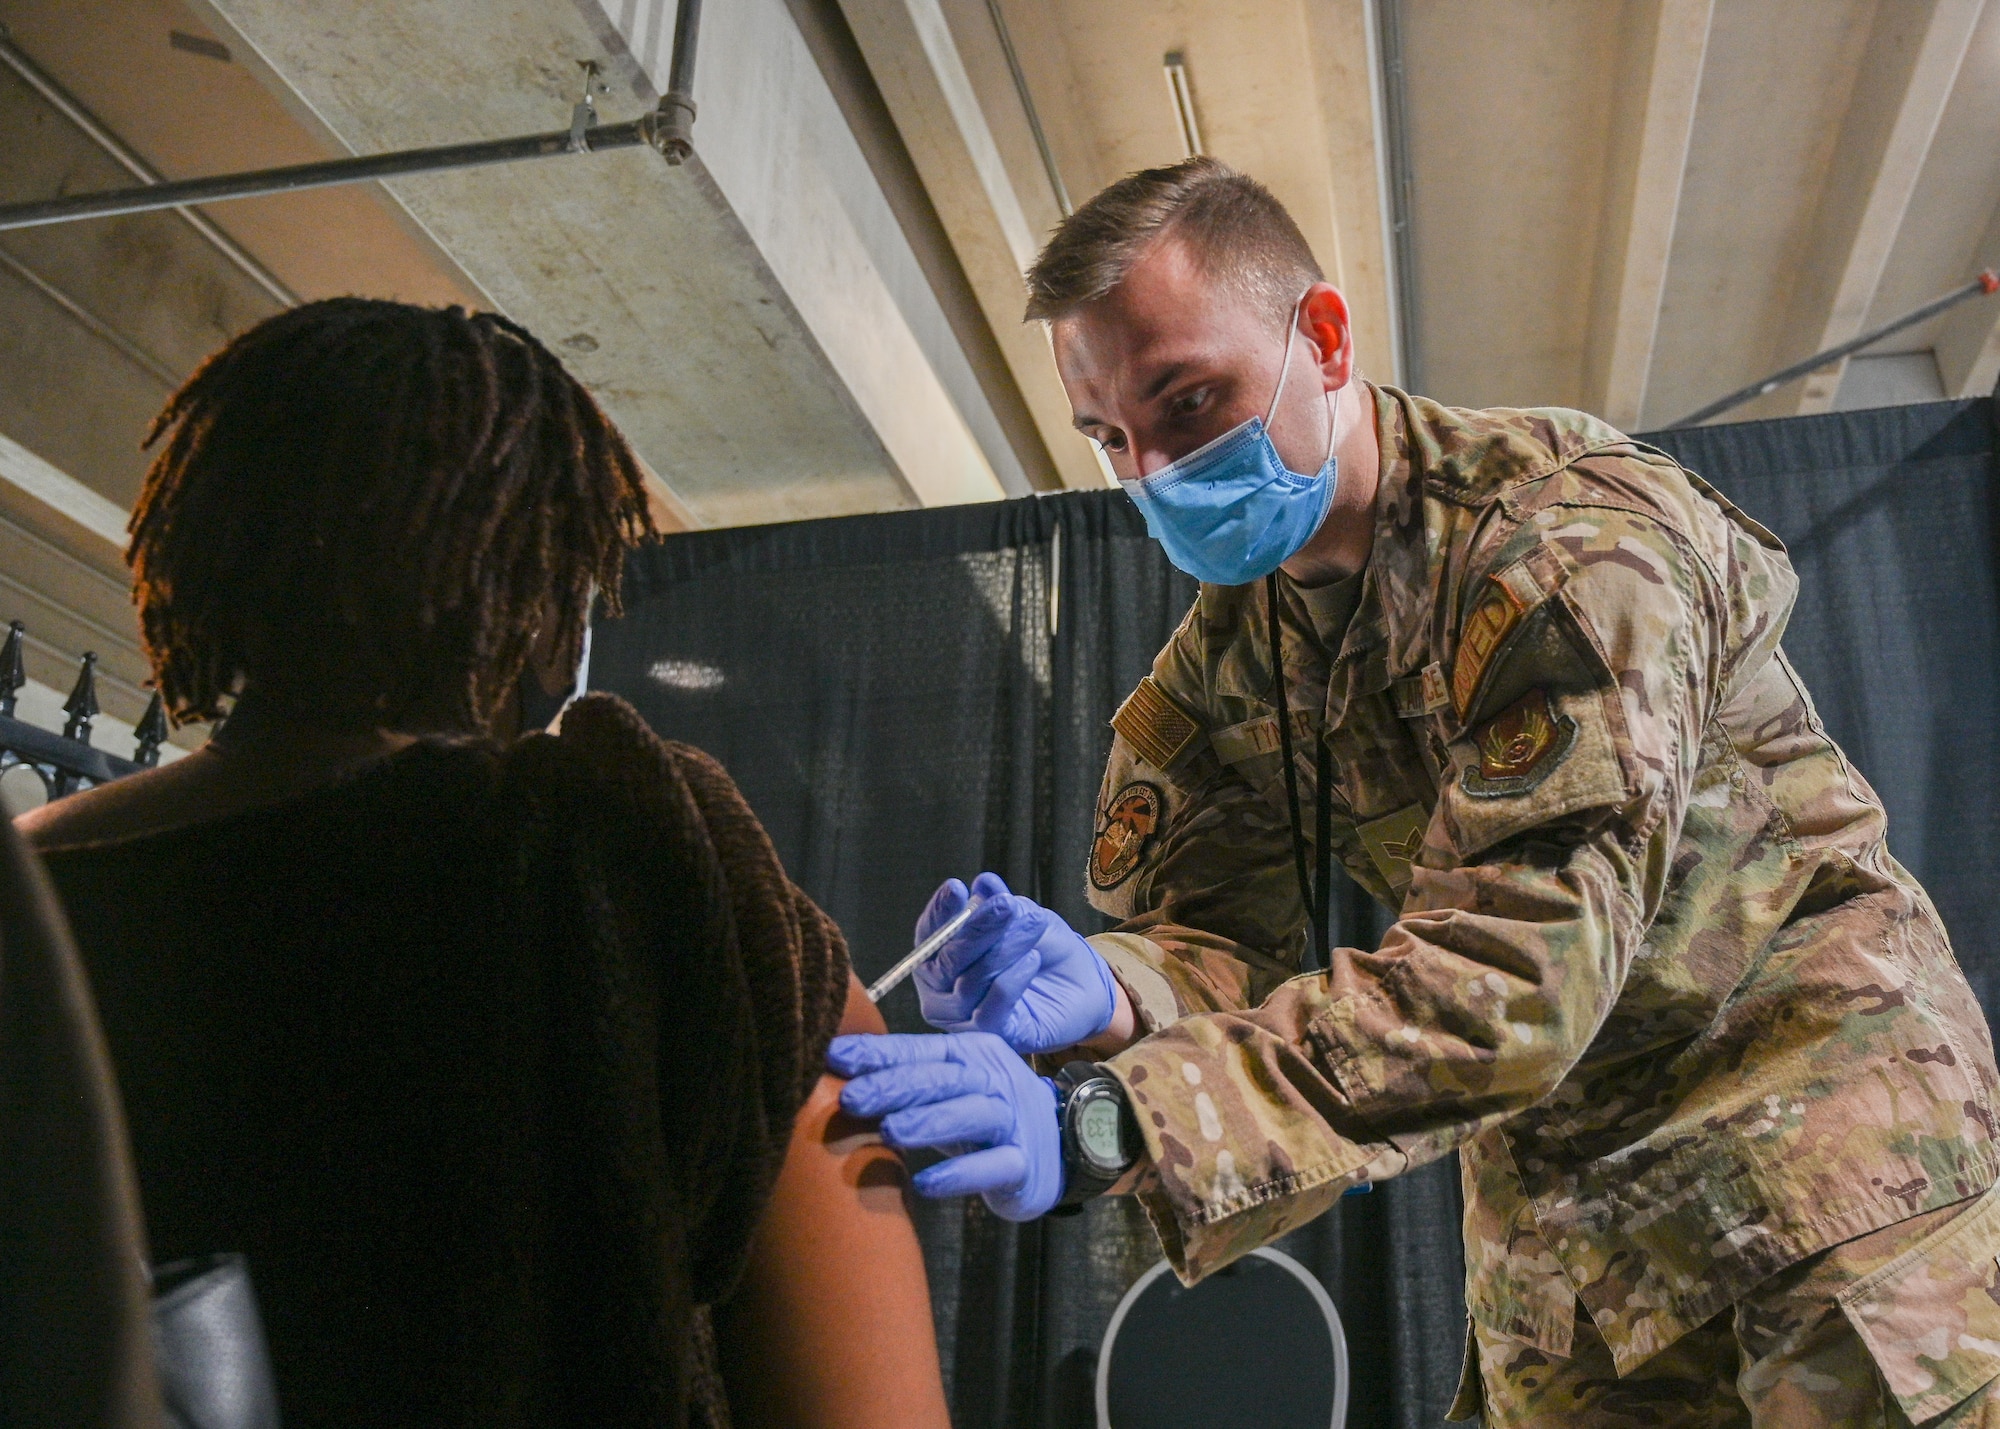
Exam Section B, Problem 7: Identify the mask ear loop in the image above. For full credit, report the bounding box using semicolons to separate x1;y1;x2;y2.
1262;294;1309;428
1323;379;1345;468
1267;292;1347;471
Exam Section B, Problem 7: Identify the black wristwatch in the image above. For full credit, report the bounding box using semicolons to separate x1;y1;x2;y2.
1052;1060;1142;1211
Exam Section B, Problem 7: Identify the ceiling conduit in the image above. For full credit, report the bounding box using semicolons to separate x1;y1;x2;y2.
0;0;706;234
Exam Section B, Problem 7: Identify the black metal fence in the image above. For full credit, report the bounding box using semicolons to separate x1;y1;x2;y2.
0;621;165;802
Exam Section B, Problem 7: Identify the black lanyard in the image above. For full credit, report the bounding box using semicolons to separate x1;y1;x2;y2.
1265;573;1333;973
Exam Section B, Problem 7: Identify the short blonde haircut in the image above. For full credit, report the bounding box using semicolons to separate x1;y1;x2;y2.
1023;157;1322;325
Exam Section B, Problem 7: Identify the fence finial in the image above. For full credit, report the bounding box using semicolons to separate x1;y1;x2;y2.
62;652;98;744
134;690;167;768
0;621;23;719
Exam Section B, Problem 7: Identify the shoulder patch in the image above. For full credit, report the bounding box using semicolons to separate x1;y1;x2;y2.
1451;577;1529;718
1460;689;1575;798
1111;676;1202;771
1091;781;1162;890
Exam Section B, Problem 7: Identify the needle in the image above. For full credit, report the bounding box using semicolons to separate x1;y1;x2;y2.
866;895;985;1003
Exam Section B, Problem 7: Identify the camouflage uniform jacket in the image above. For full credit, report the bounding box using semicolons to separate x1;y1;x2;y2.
1085;383;2000;1378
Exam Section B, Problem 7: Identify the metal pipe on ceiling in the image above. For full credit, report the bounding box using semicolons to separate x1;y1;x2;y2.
0;26;296;305
982;0;1071;218
656;0;703;162
0;0;705;235
0;125;650;232
1163;52;1203;159
1665;270;2000;428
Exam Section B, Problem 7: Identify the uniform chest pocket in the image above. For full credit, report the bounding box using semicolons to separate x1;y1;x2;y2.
1331;697;1446;900
1322;690;1438;818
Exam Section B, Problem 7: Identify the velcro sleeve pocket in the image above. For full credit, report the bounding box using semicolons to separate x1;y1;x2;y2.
1451;540;1578;726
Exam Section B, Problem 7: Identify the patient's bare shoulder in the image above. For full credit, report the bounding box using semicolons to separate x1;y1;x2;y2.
838;970;888;1036
15;756;225;850
18;725;421;851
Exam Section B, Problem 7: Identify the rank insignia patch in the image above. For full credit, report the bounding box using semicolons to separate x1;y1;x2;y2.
1359;803;1429;890
1461;689;1577;798
1111;677;1202;771
1452;577;1529;718
1091;781;1163;890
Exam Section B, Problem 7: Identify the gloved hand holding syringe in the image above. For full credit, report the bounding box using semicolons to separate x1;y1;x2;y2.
842;873;1367;1224
863;875;1119;1052
840;873;1123;1224
865;894;986;1002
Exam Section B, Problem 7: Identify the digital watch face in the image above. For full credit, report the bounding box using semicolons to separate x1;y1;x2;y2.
1073;1081;1135;1175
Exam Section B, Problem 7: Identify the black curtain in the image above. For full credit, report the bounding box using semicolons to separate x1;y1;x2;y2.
1641;397;2000;1017
590;395;2000;1427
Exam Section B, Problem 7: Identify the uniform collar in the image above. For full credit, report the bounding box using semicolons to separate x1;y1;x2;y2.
1315;385;1407;729
1302;384;1633;728
1296;569;1366;652
1357;385;1630;683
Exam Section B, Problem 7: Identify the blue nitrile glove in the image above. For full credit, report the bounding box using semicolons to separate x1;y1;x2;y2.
912;873;1116;1054
828;1031;1063;1222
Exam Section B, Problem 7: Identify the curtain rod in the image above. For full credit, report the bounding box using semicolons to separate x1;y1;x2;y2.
1668;270;1999;429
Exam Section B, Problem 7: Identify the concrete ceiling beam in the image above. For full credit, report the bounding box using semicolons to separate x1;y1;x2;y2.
0;432;128;556
1777;0;1983;417
193;0;1015;527
836;0;1107;489
1581;0;1712;431
632;0;1025;510
779;0;1065;493
1841;0;2000;400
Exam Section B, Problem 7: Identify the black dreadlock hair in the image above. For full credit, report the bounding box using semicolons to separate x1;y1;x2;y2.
131;298;656;732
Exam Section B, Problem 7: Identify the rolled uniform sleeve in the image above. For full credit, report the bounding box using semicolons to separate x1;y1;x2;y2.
1106;499;1770;1283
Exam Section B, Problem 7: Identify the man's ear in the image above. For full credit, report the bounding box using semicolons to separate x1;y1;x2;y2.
1301;283;1354;389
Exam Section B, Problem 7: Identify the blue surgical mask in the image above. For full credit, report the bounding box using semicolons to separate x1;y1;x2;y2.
1121;298;1342;586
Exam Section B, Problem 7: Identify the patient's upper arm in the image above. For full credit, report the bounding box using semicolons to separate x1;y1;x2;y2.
713;971;949;1427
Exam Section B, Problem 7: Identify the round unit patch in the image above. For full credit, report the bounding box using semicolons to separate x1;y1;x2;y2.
1091;781;1163;890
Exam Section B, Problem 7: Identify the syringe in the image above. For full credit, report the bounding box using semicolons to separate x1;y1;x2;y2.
866;895;985;1003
